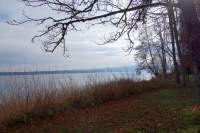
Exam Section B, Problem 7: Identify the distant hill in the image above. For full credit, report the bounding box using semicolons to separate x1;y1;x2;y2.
0;66;135;76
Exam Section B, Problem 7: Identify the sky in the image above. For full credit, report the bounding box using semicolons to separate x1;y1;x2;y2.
0;0;135;72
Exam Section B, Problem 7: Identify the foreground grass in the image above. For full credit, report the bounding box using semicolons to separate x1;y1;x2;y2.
0;75;172;128
1;78;200;132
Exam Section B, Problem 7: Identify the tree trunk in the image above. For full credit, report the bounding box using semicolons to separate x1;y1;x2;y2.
167;6;181;84
179;0;200;100
159;31;167;75
171;5;188;86
196;60;200;99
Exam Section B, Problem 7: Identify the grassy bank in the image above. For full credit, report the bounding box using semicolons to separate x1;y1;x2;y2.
1;76;200;132
0;74;175;128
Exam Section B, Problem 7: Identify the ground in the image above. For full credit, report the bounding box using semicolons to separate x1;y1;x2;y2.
2;86;200;133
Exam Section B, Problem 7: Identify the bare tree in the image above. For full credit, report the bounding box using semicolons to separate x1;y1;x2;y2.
135;28;160;77
154;18;170;75
135;20;173;77
8;0;171;53
9;0;200;99
9;0;183;82
178;0;200;98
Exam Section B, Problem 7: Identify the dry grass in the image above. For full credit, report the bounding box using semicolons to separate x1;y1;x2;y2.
0;73;176;127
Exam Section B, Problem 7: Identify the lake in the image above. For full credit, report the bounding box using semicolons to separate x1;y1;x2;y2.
0;71;151;94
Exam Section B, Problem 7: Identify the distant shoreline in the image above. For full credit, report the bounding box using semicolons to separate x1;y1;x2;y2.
0;66;135;76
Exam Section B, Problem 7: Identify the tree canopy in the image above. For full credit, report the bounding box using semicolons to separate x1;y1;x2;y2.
9;0;176;53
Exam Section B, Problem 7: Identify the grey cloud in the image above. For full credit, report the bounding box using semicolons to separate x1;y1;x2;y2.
0;0;134;71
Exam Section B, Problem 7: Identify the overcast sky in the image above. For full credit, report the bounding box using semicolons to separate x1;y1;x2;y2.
0;0;135;72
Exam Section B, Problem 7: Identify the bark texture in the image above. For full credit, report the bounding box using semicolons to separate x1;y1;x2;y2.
179;0;200;99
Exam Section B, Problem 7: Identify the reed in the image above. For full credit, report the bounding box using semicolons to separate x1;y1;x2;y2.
0;73;176;127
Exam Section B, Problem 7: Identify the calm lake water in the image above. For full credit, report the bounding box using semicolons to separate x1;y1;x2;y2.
0;71;151;92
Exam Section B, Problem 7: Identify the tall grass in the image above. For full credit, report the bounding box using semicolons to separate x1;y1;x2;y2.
0;73;176;127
